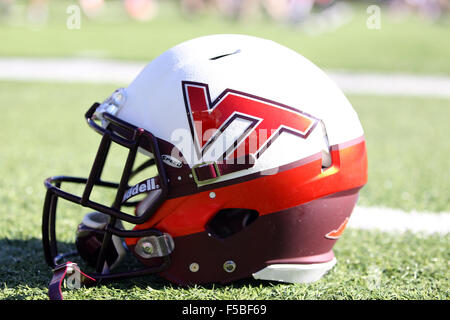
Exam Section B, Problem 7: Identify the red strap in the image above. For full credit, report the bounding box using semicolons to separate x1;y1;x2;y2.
48;262;96;300
193;163;218;181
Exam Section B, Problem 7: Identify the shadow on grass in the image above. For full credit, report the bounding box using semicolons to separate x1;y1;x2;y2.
0;238;277;299
0;237;52;299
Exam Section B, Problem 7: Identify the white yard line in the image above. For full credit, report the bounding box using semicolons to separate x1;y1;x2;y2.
0;58;142;84
349;206;450;235
0;57;450;98
327;72;450;98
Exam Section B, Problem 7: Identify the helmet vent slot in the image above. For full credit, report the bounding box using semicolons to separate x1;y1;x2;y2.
209;49;241;61
206;208;259;239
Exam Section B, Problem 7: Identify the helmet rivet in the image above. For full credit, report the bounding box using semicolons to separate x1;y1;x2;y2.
223;260;236;273
111;91;125;106
209;192;216;199
189;263;200;272
141;241;154;255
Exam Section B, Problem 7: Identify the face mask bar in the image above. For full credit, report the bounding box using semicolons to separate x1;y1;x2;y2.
42;103;170;281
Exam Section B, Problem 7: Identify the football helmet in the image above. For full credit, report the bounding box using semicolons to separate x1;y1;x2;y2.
42;34;367;294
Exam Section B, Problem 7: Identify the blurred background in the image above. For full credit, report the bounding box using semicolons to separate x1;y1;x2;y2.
0;0;449;72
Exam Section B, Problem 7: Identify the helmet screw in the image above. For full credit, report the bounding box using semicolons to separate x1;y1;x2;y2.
141;241;154;255
189;263;200;272
223;260;236;273
112;91;125;106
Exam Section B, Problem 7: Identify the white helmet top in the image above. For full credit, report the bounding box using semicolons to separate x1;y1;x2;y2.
110;34;363;181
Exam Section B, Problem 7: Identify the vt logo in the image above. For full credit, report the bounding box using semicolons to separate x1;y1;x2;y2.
182;81;318;163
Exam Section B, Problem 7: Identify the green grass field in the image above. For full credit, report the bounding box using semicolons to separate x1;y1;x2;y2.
0;1;449;300
2;229;448;300
0;81;448;300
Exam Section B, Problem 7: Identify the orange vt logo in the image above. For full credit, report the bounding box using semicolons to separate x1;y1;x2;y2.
325;217;349;240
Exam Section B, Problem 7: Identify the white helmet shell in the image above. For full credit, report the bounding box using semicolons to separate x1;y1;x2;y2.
115;34;363;182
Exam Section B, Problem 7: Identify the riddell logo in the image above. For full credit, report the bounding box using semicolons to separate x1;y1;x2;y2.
182;81;318;163
122;178;159;203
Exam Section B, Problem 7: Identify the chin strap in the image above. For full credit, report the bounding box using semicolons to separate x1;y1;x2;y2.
48;262;96;300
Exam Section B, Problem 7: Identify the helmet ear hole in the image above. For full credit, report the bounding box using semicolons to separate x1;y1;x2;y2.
206;209;259;239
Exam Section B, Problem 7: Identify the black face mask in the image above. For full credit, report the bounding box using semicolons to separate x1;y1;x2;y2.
42;101;172;281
